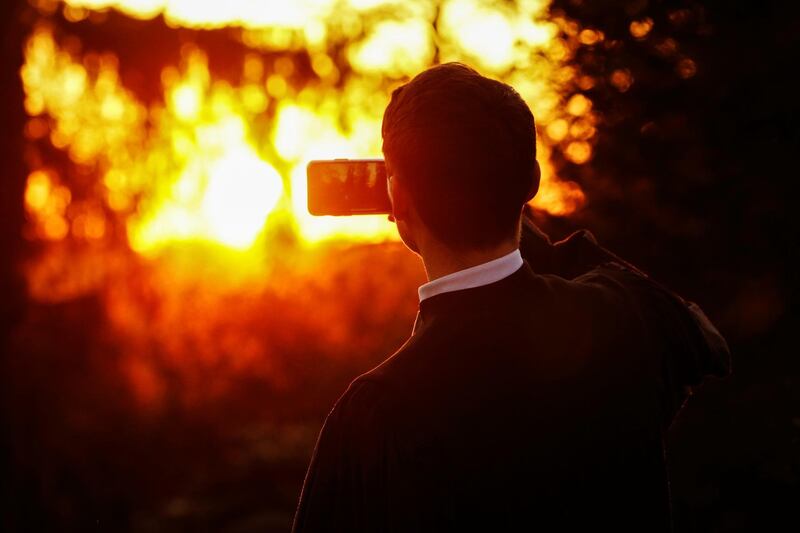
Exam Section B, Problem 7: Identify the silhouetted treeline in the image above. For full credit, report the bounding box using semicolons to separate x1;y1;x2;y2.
546;0;800;530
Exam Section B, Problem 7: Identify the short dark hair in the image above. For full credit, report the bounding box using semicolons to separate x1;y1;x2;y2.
382;63;537;249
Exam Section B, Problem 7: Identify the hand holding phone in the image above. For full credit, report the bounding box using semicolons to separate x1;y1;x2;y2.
307;159;391;216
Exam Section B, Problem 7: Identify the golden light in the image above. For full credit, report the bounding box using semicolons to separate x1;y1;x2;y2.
610;69;634;92
61;0;340;28
565;140;592;165
24;169;73;241
202;148;283;248
19;0;598;404
440;0;516;72
578;29;603;46
567;93;592;116
23;0;595;262
630;17;654;39
170;83;201;120
546;119;568;143
24;170;52;212
348;19;434;76
129;139;284;253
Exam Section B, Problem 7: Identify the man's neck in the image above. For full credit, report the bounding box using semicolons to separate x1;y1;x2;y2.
420;240;519;282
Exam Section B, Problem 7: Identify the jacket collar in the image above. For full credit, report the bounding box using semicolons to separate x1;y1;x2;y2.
418;249;523;302
417;261;532;326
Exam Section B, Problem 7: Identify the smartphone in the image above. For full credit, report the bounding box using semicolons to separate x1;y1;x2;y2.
307;159;391;216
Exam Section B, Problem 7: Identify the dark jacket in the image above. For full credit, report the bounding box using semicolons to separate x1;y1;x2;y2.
293;225;730;532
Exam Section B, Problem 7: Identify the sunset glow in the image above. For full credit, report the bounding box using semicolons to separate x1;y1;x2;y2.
18;0;597;403
22;0;592;260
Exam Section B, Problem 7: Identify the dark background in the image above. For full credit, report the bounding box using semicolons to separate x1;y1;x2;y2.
2;0;798;531
550;2;799;529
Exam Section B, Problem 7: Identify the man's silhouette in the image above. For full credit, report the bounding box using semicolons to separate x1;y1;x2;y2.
292;63;730;532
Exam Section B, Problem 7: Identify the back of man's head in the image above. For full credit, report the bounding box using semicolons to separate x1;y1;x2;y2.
382;63;537;250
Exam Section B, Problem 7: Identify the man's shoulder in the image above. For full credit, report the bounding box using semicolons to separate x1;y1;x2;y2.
350;333;430;397
342;262;668;408
343;317;473;416
322;374;395;444
540;259;678;318
521;261;649;321
361;265;641;368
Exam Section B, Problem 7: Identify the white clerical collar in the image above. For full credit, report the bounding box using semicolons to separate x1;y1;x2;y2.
418;249;523;302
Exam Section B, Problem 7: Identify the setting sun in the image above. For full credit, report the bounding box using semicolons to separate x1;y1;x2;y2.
22;0;592;259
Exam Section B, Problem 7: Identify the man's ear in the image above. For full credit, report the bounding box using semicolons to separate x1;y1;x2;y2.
390;175;410;222
526;160;541;203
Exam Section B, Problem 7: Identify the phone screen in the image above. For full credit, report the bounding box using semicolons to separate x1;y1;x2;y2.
307;159;391;216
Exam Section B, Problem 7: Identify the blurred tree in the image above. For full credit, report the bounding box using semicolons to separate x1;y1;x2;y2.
548;0;800;530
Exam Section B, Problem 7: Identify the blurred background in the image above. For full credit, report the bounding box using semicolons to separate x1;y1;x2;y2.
0;0;797;531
